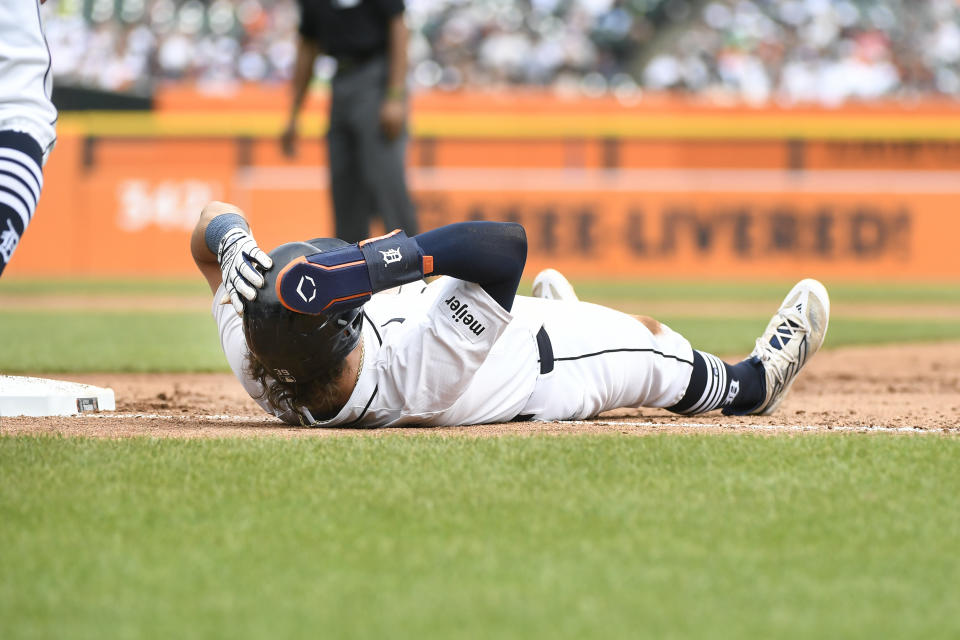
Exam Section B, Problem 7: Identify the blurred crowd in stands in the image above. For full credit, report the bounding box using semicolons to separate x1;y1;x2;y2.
42;0;960;104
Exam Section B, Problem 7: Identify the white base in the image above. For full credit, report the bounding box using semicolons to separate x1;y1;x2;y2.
0;376;116;417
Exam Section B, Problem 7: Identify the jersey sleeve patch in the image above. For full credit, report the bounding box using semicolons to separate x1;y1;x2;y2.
436;281;510;345
440;293;490;343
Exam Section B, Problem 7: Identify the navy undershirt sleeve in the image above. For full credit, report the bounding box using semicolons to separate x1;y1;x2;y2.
414;222;527;311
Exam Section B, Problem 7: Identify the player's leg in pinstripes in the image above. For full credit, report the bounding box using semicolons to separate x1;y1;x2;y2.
0;131;44;278
532;267;767;415
533;270;830;417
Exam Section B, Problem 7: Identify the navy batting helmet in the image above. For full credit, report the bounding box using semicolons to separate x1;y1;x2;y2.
242;238;363;383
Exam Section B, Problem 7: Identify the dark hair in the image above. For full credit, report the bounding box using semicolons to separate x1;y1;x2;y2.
245;353;347;420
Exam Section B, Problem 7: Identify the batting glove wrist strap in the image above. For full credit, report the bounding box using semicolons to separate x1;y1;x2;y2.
205;213;249;254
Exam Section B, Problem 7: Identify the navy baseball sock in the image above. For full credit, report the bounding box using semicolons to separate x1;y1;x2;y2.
667;350;765;415
0;131;44;278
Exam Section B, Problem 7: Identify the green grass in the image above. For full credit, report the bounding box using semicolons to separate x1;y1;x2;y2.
0;278;958;372
660;317;960;355
2;277;958;303
1;435;958;640
1;311;956;373
561;279;960;304
0;277;210;296
0;312;224;372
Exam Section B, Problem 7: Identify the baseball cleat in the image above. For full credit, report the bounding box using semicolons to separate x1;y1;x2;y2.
532;268;579;302
726;278;830;416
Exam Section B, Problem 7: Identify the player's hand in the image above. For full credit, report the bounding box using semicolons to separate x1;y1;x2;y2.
217;228;274;315
280;121;298;158
380;97;406;140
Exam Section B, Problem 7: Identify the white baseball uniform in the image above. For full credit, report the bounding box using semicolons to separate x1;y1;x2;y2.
0;0;57;161
0;1;56;274
214;277;695;426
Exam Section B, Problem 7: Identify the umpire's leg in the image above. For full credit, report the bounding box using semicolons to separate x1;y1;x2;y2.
328;79;375;243
350;57;418;237
0;131;44;277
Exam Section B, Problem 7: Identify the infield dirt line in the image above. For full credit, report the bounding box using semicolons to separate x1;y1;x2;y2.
3;342;957;436
52;413;960;435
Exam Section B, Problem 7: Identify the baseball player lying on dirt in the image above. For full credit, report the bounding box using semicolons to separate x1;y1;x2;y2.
191;201;830;427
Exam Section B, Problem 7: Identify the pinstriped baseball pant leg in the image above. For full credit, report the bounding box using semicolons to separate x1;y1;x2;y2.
521;301;696;421
1;0;57;277
0;131;43;277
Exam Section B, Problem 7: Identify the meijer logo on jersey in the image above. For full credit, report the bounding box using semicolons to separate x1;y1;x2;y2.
444;295;486;336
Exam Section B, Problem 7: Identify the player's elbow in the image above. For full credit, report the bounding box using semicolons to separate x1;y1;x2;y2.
477;221;527;279
501;221;527;245
501;222;527;272
199;201;237;223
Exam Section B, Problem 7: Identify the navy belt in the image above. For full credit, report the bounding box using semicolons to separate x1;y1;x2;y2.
536;325;554;375
334;51;382;75
513;326;553;422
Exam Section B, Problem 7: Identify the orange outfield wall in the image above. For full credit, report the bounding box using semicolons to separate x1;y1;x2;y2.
8;137;958;280
8;89;960;279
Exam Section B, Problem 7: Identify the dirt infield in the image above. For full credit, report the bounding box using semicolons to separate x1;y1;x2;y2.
2;341;957;438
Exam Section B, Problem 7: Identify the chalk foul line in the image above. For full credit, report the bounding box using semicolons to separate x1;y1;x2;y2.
40;413;960;433
79;413;271;422
559;420;960;434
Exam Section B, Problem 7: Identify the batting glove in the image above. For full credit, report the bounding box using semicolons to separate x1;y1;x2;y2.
217;228;273;314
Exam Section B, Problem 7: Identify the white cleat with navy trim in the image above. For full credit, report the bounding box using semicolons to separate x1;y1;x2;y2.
729;278;830;416
532;268;579;302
